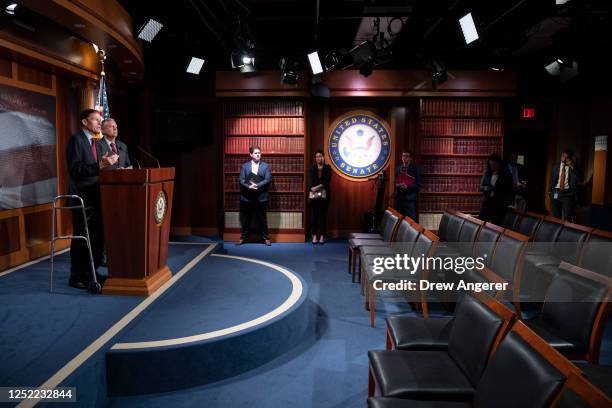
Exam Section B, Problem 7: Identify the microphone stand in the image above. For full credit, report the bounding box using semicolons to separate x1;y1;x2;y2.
137;146;161;168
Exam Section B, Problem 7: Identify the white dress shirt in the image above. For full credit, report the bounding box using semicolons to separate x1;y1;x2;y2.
555;163;570;189
251;161;260;175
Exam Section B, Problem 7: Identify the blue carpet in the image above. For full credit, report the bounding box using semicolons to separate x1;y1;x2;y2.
0;243;213;391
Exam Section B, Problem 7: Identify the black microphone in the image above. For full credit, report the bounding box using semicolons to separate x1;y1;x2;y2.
118;145;141;169
137;146;161;168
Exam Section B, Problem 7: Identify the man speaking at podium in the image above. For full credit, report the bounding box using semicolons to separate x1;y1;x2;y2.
100;118;131;169
66;109;118;289
238;145;272;246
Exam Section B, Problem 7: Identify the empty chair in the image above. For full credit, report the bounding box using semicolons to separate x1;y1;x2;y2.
501;207;523;230
368;292;514;401
368;321;581;408
523;262;611;363
521;221;592;304
436;210;456;241
359;220;423;287
574;362;612;399
553;372;612;408
364;230;438;327
350;208;396;240
579;229;612;277
349;208;402;280
513;211;543;241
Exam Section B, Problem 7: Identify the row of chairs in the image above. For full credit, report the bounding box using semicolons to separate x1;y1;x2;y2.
348;208;611;365
367;290;612;408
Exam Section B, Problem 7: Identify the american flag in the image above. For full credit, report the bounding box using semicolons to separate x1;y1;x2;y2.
95;72;110;119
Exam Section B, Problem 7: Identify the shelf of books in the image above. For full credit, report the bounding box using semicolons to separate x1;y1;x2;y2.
222;100;306;242
418;99;503;231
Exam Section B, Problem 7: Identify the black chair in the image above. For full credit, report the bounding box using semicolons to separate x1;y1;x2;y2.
369;322;582;408
579;229;612;278
512;211;543;241
574;362;612;399
368;292;515;400
501;208;523;230
349;208;402;281
553;372;612;408
364;230;438;327
436;210;456;242
523;262;611;363
360;220;423;290
350;208;397;240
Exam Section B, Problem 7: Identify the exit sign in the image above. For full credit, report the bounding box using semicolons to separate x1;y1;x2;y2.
522;107;536;119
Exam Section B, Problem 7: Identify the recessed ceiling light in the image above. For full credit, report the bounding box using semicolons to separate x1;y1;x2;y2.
186;57;205;74
459;12;479;45
137;19;163;42
5;3;17;15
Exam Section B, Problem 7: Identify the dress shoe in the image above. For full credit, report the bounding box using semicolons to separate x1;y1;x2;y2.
264;239;272;246
311;237;318;244
236;239;245;246
69;280;87;290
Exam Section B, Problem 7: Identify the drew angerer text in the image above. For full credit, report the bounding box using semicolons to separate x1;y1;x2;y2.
372;279;508;293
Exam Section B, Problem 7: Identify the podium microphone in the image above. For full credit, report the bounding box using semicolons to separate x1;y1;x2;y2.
137;146;161;168
118;145;141;169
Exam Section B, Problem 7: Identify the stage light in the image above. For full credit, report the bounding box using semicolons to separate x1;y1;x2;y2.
242;56;253;65
186;57;205;74
279;57;299;85
307;51;324;75
4;3;17;15
459;12;479;45
92;43;99;53
231;51;255;73
137;19;163;43
545;60;561;76
427;59;447;88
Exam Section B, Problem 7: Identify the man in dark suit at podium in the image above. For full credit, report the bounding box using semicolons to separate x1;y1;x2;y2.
100;118;132;169
66;109;118;289
238;145;272;246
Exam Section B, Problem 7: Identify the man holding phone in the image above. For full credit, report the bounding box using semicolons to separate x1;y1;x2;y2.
549;148;582;221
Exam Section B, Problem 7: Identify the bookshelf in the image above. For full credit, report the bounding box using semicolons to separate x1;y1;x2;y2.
418;99;504;230
222;100;306;242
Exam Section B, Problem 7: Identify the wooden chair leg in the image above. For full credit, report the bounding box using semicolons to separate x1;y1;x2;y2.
386;328;393;350
369;284;376;328
351;249;359;283
368;364;376;397
364;273;370;310
420;290;429;319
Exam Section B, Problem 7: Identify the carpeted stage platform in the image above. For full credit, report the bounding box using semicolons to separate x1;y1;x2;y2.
0;239;610;407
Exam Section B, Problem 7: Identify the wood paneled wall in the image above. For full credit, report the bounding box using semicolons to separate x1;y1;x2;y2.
0;59;81;271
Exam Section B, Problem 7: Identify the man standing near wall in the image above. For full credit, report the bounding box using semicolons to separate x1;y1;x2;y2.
550;148;582;221
238;145;272;246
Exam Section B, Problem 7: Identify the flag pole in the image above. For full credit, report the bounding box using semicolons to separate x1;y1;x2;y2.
94;49;107;139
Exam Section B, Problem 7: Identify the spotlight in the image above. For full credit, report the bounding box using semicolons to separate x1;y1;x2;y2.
279;57;299;85
323;50;342;71
544;60;561;76
186;57;205;75
231;51;256;73
427;59;447;88
458;12;479;45
4;3;16;15
137;19;163;43
544;59;579;82
307;51;324;75
92;43;99;53
349;41;377;77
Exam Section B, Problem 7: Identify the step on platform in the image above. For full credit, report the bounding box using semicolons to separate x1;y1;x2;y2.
106;254;311;396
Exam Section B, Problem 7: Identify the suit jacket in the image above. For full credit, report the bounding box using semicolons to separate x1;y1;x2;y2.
98;138;131;169
479;170;515;206
239;161;272;202
66;129;103;195
549;161;582;196
395;163;421;201
308;164;332;199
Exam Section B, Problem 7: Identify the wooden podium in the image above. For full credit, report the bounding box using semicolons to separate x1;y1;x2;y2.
99;168;175;296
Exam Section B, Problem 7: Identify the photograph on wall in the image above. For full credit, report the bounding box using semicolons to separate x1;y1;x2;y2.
0;83;56;209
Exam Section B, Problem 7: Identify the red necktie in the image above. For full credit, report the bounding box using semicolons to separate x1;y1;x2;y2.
111;142;117;154
559;165;566;191
91;139;98;161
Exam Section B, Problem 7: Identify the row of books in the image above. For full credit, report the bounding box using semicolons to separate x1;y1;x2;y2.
224;211;303;229
419;196;482;213
224;117;305;135
421;177;481;193
224;137;305;154
224;175;304;192
225;193;305;211
421;99;503;117
224;101;304;117
421;138;500;155
223;156;304;173
421;119;503;136
421;158;487;174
